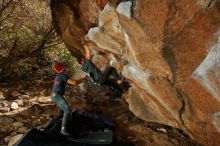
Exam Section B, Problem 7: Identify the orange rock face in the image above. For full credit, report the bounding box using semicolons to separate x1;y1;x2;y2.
51;0;220;145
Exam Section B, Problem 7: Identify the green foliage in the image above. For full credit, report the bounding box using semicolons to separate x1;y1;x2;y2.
11;42;81;81
0;0;80;82
45;43;81;78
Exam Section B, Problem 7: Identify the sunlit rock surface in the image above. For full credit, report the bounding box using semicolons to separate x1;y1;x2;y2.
51;0;220;145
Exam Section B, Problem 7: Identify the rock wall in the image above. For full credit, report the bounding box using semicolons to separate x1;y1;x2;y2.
50;0;220;145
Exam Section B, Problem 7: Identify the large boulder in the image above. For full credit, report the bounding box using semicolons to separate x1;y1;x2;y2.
50;0;220;145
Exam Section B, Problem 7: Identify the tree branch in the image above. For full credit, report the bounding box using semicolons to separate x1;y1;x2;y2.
0;0;14;16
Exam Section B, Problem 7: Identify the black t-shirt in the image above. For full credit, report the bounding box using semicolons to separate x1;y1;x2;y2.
81;59;102;83
52;73;69;95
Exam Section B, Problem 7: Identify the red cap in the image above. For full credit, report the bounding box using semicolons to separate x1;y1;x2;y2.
54;63;63;72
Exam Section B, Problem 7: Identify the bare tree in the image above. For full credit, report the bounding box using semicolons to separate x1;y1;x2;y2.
0;0;62;82
0;24;62;81
0;0;17;25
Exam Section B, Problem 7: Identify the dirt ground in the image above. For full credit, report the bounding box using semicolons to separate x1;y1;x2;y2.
0;81;201;146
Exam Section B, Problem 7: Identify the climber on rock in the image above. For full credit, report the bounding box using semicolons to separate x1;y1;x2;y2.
51;63;85;135
78;39;124;88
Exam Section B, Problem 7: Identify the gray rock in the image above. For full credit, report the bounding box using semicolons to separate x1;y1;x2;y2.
1;100;10;107
12;122;23;129
37;96;51;103
4;136;10;143
0;107;10;113
8;134;23;146
18;127;28;134
15;100;24;106
19;95;30;99
157;128;167;133
10;102;19;110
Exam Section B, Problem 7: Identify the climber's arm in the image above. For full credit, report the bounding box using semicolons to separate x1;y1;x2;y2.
84;45;91;60
67;78;84;85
